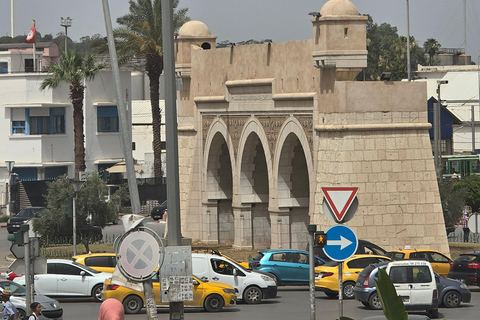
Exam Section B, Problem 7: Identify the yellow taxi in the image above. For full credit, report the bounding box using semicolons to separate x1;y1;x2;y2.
315;254;390;299
102;273;236;313
385;248;453;277
72;253;116;273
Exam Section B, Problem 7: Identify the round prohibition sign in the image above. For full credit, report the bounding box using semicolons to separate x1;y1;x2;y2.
117;227;164;281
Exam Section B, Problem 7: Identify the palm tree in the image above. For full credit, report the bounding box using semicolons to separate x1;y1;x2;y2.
424;38;441;66
98;0;189;180
40;51;105;178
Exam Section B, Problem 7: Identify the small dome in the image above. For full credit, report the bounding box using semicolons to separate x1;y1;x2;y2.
320;0;359;16
178;20;211;37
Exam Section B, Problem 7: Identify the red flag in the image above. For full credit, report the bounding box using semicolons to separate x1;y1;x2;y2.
25;22;36;43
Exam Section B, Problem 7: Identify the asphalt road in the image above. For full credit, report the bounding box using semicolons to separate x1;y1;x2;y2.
58;288;480;320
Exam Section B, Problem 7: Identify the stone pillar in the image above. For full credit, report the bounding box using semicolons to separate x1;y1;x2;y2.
233;203;253;249
202;200;218;244
270;209;291;249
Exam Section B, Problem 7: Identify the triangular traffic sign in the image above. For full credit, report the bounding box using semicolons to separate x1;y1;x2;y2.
321;186;359;222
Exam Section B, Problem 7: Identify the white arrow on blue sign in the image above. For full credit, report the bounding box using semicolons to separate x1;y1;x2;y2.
323;225;358;262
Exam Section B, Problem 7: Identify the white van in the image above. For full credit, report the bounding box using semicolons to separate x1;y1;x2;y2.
191;252;277;304
386;260;439;318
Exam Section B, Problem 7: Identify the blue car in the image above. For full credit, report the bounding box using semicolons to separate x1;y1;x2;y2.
249;249;326;285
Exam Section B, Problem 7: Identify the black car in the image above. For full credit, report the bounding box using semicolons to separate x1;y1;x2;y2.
448;251;480;287
7;207;45;234
151;200;167;220
309;239;386;262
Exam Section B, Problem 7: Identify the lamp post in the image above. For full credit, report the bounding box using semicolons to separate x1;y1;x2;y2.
435;80;448;181
71;180;84;256
5;161;14;216
60;17;73;52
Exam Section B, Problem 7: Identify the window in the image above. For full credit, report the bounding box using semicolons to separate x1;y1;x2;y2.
25;59;34;72
429;252;450;263
30;116;50;134
97;106;119;132
11;107;65;135
12;121;26;134
211;258;235;275
85;256;116;268
0;62;7;73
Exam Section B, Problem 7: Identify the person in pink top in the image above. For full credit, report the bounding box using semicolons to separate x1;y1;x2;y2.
462;211;470;242
98;298;124;320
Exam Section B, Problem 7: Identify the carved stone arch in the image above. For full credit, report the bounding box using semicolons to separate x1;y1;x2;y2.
272;116;314;210
234;117;274;202
203;118;236;202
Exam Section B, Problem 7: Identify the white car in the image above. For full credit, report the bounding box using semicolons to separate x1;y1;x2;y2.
191;252;277;304
14;259;111;302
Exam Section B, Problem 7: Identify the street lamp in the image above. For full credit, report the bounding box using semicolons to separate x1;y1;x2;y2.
60;17;73;52
434;80;448;182
5;161;14;216
71;179;84;256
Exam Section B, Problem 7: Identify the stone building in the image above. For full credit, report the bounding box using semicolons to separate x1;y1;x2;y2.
174;0;449;254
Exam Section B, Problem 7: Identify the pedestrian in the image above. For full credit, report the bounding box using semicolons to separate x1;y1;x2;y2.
27;302;41;320
98;298;124;320
1;290;18;320
462;211;470;242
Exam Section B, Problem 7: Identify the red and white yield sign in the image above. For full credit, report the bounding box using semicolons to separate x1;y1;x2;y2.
321;186;359;223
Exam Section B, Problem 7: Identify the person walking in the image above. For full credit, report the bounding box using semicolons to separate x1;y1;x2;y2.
1;290;18;320
27;302;41;320
462;211;470;242
98;298;124;320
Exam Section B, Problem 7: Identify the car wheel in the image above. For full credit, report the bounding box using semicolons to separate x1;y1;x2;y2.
325;292;338;298
342;282;356;299
123;295;144;314
92;284;103;302
428;308;439;319
368;292;382;310
443;290;461;308
16;309;26;320
204;294;225;312
243;286;262;304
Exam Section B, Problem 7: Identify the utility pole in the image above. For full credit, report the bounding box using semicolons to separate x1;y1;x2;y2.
161;0;184;319
435;80;448;181
406;0;411;81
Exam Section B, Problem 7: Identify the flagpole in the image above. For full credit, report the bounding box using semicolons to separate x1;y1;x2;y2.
32;20;36;72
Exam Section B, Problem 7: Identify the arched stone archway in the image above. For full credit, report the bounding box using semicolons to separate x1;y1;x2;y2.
271;117;314;249
234;117;273;249
202;119;235;244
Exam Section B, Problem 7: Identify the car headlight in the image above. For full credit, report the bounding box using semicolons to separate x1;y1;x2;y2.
222;288;236;294
261;275;274;283
460;283;468;289
7;219;11;224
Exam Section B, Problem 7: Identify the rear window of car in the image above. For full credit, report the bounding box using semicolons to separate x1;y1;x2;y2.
386;252;405;260
457;254;479;262
85;256;116;268
359;265;376;277
253;253;264;261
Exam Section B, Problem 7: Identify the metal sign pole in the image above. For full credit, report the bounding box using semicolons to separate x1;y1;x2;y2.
338;262;343;318
307;225;316;320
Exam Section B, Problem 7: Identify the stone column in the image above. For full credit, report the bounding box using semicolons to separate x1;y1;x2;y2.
202;200;218;244
270;209;291;249
233;203;253;249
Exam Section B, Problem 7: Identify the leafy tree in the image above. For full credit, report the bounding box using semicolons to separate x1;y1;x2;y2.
40;51;104;178
438;180;468;229
424;38;441;66
33;174;127;252
94;0;190;180
453;175;480;213
357;15;426;81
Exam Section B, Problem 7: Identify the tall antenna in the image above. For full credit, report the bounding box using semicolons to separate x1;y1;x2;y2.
10;0;14;37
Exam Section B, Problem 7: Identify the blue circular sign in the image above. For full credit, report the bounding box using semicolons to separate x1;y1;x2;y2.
323;225;358;262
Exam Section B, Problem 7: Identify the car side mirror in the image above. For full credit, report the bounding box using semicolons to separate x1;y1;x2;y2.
233;269;237;276
192;279;199;285
80;271;85;276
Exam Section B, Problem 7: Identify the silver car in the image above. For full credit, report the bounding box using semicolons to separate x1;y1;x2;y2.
0;280;63;320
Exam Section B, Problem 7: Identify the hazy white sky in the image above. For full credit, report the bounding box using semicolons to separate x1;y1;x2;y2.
1;0;479;60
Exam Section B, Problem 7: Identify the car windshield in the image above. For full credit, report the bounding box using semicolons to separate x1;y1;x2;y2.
0;282;26;296
385;252;405;260
72;260;101;274
15;208;37;218
161;200;167;206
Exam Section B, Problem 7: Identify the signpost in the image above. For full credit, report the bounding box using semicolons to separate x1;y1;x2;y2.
318;186;360;319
